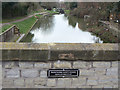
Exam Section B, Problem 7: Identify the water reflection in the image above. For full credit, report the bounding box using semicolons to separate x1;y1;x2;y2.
32;16;54;35
68;16;77;28
22;14;103;43
21;33;34;42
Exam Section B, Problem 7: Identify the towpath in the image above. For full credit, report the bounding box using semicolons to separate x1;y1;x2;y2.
1;12;48;27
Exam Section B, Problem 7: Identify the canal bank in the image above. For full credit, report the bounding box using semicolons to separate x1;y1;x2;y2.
1;11;59;42
68;15;119;43
1;16;38;42
17;19;38;42
64;9;119;43
20;12;59;42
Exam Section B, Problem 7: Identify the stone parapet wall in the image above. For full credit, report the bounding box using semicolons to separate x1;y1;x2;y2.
2;60;118;88
1;42;119;88
0;43;119;61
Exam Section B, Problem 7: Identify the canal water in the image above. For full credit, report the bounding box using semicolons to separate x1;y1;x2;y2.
22;14;103;43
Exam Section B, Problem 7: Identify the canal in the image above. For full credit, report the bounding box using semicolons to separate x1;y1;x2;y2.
21;14;103;43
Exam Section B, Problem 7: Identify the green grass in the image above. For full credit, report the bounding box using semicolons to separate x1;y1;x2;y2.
64;10;70;14
1;13;44;34
1;10;45;34
1;24;13;34
13;16;37;34
2;16;27;23
47;10;59;14
35;14;42;18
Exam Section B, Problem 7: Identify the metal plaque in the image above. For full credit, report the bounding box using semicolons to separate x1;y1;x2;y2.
47;69;79;78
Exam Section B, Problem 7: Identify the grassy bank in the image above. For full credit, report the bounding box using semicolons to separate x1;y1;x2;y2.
1;16;37;34
1;11;49;34
1;24;13;34
13;16;37;34
47;10;59;14
1;11;57;35
64;10;70;15
76;15;118;43
36;14;42;18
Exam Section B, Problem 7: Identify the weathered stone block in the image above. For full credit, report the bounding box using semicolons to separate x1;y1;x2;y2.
21;69;39;78
87;77;98;85
8;50;20;60
72;78;86;86
57;78;71;87
112;61;118;67
106;68;118;76
94;68;106;75
6;69;20;78
54;61;71;68
25;79;34;88
2;50;9;60
73;61;92;69
30;50;49;60
14;79;24;87
93;62;110;68
4;62;16;68
34;77;47;86
35;62;51;69
86;62;92;68
58;53;75;60
19;62;34;68
57;78;65;87
73;61;86;68
50;49;93;60
110;78;118;83
40;70;47;77
98;76;113;84
19;50;49;60
113;84;118;88
2;79;14;87
79;77;87;85
103;51;118;60
64;78;72;87
47;79;56;87
80;69;95;76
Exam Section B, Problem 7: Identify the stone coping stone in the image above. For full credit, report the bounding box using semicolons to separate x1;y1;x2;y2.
0;42;119;61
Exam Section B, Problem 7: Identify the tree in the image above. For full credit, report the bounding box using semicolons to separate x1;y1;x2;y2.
40;2;58;10
69;2;77;10
2;2;42;19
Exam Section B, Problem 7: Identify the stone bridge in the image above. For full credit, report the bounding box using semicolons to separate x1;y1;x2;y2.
0;42;119;89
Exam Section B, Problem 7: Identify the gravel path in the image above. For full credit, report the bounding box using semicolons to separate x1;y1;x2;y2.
1;12;48;27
